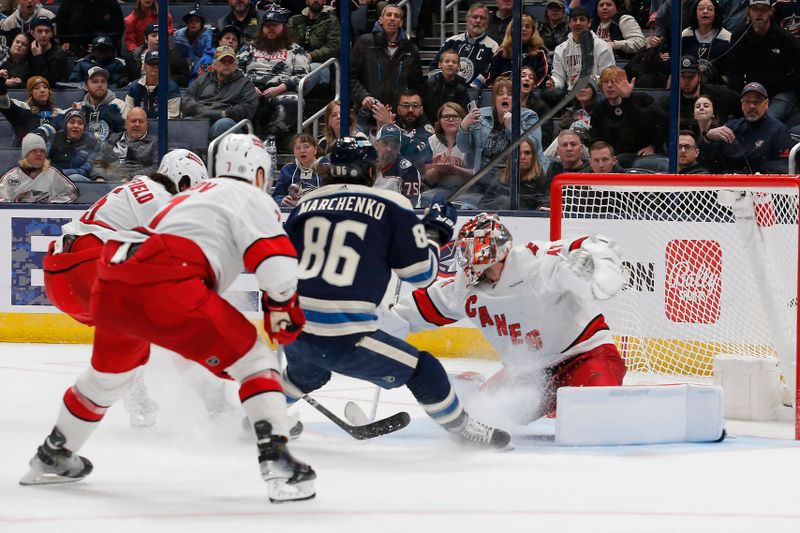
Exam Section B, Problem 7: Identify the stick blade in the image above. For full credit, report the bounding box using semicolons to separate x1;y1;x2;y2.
348;411;411;440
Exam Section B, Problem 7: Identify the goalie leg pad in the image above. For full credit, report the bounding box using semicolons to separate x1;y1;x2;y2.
555;384;725;445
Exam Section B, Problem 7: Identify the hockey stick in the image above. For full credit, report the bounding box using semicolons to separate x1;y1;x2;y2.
303;395;411;440
447;30;595;203
276;345;410;439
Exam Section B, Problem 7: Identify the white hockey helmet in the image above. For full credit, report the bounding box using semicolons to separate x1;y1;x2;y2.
157;149;208;191
455;213;513;287
213;133;272;190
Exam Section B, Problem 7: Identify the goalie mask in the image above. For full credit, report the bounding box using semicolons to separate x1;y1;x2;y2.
157;149;208;191
213;133;272;191
455;213;513;286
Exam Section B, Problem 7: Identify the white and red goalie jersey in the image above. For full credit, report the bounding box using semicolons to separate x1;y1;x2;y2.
113;178;297;299
392;236;624;371
61;176;172;241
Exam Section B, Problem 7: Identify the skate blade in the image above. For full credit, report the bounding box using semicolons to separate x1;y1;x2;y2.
267;478;316;503
19;468;86;486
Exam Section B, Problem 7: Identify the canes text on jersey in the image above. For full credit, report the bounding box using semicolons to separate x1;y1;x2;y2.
465;295;543;350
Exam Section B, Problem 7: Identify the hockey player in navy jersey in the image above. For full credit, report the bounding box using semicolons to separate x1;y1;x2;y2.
282;137;511;449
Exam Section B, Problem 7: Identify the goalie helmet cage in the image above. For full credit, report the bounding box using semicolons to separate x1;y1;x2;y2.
549;173;800;440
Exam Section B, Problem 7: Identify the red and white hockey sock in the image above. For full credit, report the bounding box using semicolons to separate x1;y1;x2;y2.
239;370;289;438
57;385;108;452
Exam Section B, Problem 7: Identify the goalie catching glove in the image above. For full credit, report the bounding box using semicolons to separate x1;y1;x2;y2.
263;292;306;344
567;235;625;300
421;195;458;246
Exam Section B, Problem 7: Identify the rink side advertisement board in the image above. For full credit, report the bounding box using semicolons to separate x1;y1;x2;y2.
0;206;550;356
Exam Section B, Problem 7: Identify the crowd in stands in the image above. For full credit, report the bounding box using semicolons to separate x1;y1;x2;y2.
0;0;798;209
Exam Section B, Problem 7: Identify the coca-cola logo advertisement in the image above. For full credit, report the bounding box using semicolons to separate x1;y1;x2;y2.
665;240;722;324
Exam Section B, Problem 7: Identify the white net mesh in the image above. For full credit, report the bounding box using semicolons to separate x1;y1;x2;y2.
556;182;798;381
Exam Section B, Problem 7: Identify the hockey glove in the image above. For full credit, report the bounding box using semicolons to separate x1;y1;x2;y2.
421;195;458;246
263;292;306;345
568;235;625;300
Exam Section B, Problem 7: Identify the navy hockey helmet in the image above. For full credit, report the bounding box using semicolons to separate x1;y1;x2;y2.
329;137;378;181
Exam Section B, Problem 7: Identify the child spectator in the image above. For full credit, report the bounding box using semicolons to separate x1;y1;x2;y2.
422;49;470;125
0;133;77;203
173;8;214;79
272;133;326;206
123;0;173;53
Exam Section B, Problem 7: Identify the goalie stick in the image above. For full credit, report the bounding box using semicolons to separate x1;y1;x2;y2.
447;29;595;202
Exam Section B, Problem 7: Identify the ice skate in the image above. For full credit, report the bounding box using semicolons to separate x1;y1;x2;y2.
254;420;316;503
20;427;93;486
241;413;304;441
449;414;512;450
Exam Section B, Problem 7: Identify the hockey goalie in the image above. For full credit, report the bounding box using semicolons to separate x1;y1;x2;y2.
392;212;627;424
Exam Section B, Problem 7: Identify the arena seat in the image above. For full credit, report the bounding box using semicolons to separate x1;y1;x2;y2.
54;89;87;109
74;181;116;205
0;147;20;174
630;155;669;173
524;4;547;21
0;120;15;148
147;118;210;153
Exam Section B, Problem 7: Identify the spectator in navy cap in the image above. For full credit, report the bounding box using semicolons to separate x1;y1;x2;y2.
46;108;101;183
126;50;181;119
30;16;69;85
125;23;190;87
173;8;214;79
700;81;793;173
69;34;129;88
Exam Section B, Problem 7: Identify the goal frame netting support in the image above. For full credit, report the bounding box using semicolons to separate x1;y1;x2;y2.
550;173;800;440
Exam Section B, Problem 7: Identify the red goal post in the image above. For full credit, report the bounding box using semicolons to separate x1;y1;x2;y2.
550;173;800;439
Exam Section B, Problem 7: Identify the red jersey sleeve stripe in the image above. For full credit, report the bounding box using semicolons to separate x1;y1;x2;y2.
568;236;589;252
243;235;298;273
412;288;457;326
238;371;283;403
562;314;610;353
63;386;108;422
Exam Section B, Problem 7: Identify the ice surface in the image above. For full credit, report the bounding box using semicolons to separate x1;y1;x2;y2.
2;343;800;533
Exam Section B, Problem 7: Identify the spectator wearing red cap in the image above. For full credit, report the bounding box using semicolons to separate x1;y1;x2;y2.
0;73;63;146
0;133;77;204
123;0;174;52
29;16;69;85
700;82;793;173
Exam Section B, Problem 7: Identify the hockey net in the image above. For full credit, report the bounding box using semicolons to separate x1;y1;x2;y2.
550;174;800;438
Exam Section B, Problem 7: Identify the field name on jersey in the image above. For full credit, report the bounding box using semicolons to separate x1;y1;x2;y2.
465;294;543;351
128;179;156;204
297;195;386;221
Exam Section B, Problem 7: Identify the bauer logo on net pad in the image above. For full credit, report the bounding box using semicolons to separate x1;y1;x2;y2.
664;240;722;324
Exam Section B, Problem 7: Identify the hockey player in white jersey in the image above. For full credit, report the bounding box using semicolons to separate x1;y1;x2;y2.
392;212;627;423
43;148;209;427
22;134;316;503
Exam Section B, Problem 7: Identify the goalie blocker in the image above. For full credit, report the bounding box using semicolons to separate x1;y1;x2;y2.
556;384;726;445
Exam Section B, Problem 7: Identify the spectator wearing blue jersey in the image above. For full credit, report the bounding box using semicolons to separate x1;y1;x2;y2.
428;3;499;90
372;123;423;208
173;9;215;80
281;137;511;449
679;0;732;83
272;133;326;207
457;77;548;193
126;51;181;119
76;66;130;143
